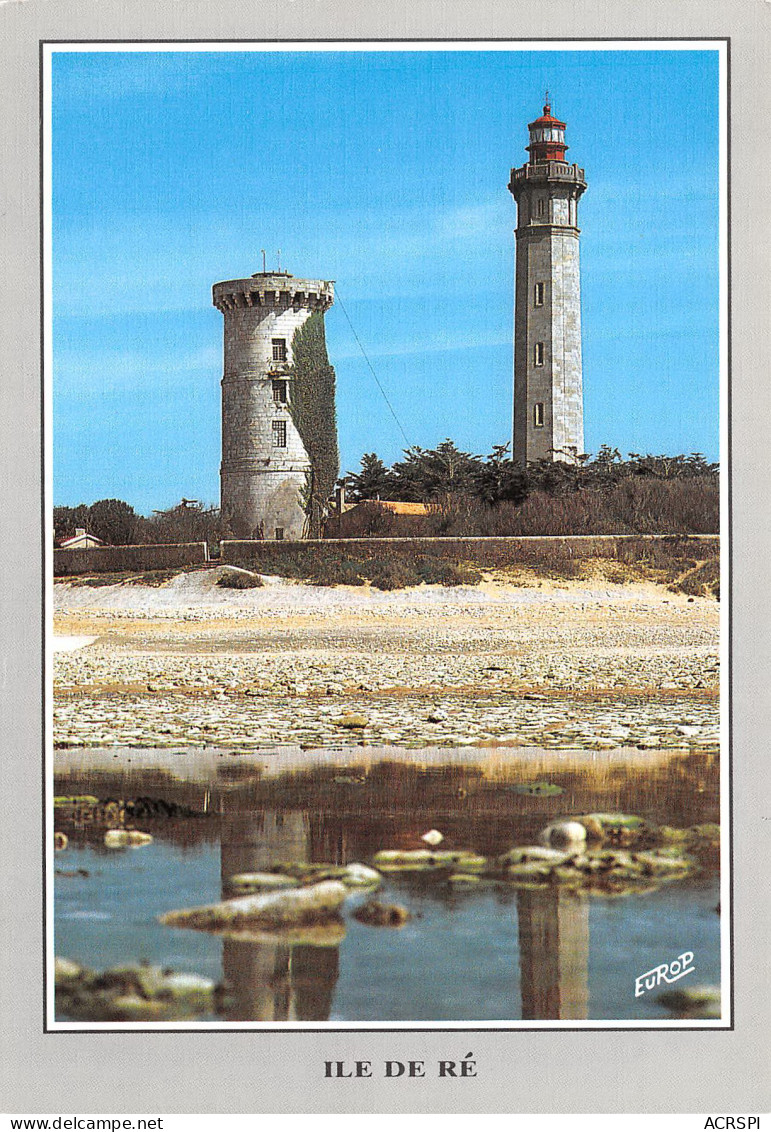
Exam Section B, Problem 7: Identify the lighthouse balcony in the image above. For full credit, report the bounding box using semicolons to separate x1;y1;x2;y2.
509;161;586;190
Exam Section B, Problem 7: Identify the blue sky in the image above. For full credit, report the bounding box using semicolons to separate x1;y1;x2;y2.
51;47;721;512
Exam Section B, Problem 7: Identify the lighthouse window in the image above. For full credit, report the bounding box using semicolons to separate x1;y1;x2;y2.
272;338;287;362
272;420;287;448
536;198;547;218
534;403;545;428
534;342;545;366
272;379;288;404
534;282;545;307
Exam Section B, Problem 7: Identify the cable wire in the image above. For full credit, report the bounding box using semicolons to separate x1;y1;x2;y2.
335;289;411;449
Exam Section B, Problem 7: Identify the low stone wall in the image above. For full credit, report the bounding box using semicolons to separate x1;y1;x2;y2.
220;533;719;570
54;542;209;577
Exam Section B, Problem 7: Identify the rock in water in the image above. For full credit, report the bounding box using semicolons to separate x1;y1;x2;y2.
227;872;300;893
421;829;444;846
159;880;348;931
539;821;587;850
353;900;410;927
54;832;68;851
104;829;153;849
657;985;721;1018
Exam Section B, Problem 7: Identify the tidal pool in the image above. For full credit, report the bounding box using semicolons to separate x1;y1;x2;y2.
53;745;721;1024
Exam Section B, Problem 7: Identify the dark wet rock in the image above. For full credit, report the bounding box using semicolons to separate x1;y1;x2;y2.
54;832;68;851
54;959;220;1022
373;849;487;873
353;899;410;927
55;868;90;878
104;829;152;849
657;985;721;1018
159;879;348;932
496;843;696;893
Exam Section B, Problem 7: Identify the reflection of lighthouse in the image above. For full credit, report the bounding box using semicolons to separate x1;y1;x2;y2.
517;888;589;1019
219;806;340;1022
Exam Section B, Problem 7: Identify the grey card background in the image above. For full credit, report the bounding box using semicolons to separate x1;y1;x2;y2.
1;0;769;1115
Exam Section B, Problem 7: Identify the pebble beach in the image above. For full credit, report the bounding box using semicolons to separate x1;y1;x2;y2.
53;568;720;751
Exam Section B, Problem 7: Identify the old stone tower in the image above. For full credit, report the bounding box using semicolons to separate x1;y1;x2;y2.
508;98;587;465
213;270;335;540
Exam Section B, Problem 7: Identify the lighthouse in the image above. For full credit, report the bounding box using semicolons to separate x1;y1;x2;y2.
508;98;587;465
213;270;335;540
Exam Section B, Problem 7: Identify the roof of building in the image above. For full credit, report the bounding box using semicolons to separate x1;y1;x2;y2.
353;500;430;516
58;528;105;548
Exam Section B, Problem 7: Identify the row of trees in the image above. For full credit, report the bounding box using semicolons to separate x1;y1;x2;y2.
54;443;719;546
53;499;229;548
344;442;718;504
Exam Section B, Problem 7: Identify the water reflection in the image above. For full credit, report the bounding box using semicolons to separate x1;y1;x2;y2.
54;746;720;1023
518;888;589;1020
220;808;340;1021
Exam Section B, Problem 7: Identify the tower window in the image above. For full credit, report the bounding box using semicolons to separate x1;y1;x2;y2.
536;198;547;218
272;420;287;448
272;338;287;362
534;341;545;366
534;403;545;428
274;527;285;541
534;282;545;307
272;379;288;404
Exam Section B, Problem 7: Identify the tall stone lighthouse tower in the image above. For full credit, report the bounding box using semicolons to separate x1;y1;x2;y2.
508;98;587;465
213;270;334;540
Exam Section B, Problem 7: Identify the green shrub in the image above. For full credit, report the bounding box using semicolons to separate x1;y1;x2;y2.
290;314;339;538
216;568;263;590
310;559;367;587
368;562;416;590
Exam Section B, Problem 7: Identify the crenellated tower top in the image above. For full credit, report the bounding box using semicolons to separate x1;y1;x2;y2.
213;271;334;314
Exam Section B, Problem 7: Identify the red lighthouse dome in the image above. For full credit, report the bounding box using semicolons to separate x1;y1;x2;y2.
526;94;568;164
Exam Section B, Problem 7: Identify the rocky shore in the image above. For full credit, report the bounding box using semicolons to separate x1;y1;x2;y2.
53;570;720;751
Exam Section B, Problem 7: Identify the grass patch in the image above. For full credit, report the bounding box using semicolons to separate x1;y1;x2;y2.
66;568;185;587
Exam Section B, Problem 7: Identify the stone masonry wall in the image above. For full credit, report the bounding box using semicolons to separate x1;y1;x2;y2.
54;542;209;577
221;534;718;570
